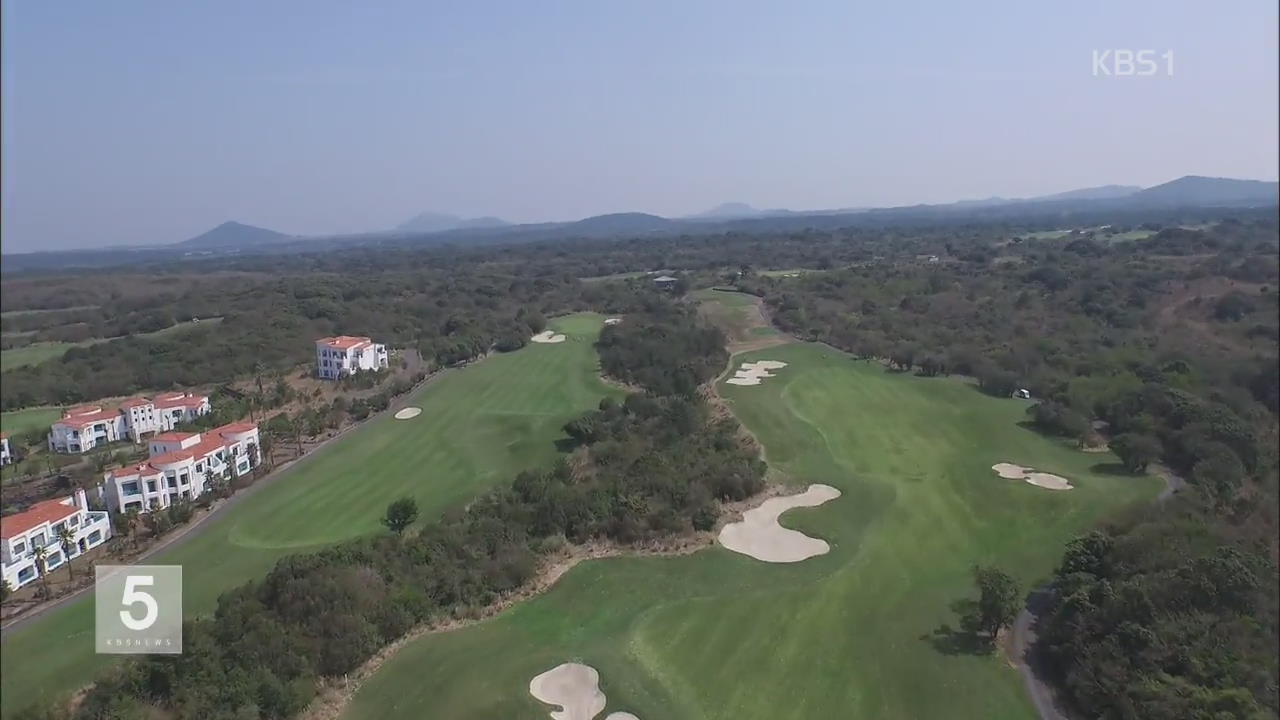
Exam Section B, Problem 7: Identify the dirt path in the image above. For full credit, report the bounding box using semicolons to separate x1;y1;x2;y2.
1009;465;1185;720
0;362;463;637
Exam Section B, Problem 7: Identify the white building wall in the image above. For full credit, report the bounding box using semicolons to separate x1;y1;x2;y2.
1;490;112;590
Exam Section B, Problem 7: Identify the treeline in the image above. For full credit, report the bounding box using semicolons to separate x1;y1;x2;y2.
50;300;763;720
1037;506;1278;718
0;267;670;410
596;303;728;397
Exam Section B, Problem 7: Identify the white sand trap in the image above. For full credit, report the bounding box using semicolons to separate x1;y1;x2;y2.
604;318;622;325
991;463;1073;490
393;407;421;420
529;663;607;720
531;330;567;343
606;715;640;720
724;360;788;388
718;484;841;562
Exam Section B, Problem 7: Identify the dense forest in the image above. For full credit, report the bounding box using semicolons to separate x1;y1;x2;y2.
55;302;764;720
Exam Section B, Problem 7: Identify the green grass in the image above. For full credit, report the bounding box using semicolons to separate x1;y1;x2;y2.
0;408;61;436
345;342;1159;720
0;318;223;371
0;314;619;717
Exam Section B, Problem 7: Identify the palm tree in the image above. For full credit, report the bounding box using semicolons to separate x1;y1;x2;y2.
124;508;141;549
56;526;77;581
31;544;51;599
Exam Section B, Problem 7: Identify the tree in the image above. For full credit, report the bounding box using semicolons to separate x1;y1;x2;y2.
1110;433;1161;474
56;526;77;581
382;497;419;535
969;565;1020;638
1190;444;1246;508
31;544;51;599
0;578;11;604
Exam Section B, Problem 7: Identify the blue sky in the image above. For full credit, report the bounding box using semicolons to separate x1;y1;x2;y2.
3;0;1277;251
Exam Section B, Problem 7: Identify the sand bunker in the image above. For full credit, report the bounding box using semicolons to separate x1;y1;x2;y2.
393;407;421;420
529;663;640;720
991;463;1073;490
532;330;567;344
603;318;622;326
724;360;788;387
718;484;841;562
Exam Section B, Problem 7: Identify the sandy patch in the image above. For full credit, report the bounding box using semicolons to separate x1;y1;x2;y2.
718;484;841;562
529;663;640;720
724;360;788;387
532;330;567;344
603;318;622;326
991;463;1073;490
393;407;421;420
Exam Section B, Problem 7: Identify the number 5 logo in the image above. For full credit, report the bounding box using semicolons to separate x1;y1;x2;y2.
119;575;159;631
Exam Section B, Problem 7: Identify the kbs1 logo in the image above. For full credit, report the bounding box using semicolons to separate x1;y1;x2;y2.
95;565;183;654
1092;49;1174;77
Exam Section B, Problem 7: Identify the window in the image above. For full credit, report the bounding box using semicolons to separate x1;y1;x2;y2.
18;566;34;582
88;530;102;545
13;541;26;555
195;462;203;472
30;533;45;548
67;516;78;527
122;481;139;495
146;480;157;492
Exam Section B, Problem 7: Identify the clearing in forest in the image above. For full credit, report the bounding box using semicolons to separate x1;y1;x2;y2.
0;313;620;717
341;341;1159;720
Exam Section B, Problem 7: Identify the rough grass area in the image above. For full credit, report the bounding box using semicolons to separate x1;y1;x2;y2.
0;314;619;717
0;407;61;436
0;318;223;371
344;342;1159;720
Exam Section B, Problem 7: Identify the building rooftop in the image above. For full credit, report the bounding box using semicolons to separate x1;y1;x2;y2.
55;408;122;428
154;394;207;410
1;496;80;539
317;335;374;350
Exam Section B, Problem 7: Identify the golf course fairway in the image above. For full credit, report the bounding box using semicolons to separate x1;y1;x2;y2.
343;341;1160;720
0;313;619;717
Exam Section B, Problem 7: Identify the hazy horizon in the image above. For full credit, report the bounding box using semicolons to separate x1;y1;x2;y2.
3;1;1277;252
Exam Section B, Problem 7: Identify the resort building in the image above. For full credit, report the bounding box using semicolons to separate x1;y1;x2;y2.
99;422;260;514
0;432;11;465
48;392;211;454
315;336;388;380
1;489;112;590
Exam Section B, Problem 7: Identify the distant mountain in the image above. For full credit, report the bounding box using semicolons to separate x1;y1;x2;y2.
567;212;674;234
1130;175;1278;206
396;212;510;233
689;202;765;219
1033;184;1141;201
455;216;510;230
176;221;290;248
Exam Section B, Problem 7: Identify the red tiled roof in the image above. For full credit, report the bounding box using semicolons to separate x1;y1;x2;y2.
54;408;121;428
213;422;257;437
0;432;8;440
148;436;227;467
119;397;152;409
1;496;79;539
152;431;197;444
64;404;103;416
108;461;161;480
154;394;207;411
317;335;372;350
